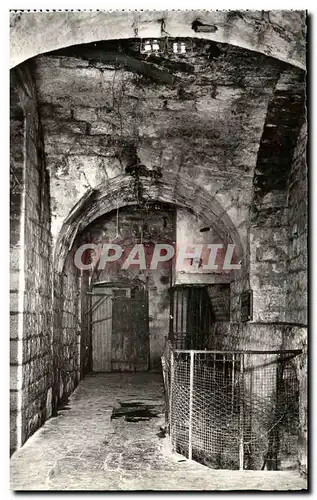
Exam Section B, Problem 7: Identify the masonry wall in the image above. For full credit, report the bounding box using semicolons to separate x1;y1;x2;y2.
207;285;230;321
10;70;25;454
249;191;289;322
285;121;308;475
175;208;233;284
53;256;81;408
10;63;53;453
286;122;307;325
10;35;307;461
34;39;285;247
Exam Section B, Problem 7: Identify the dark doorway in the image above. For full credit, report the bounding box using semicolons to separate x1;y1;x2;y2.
169;285;215;349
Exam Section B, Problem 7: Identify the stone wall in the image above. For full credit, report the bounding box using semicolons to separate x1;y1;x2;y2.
53;256;81;409
10;63;53;453
209;321;306;351
34;38;285;248
207;285;230;321
175;208;233;285
248;65;305;324
10;67;25;454
250;191;289;322
286;122;307;325
229;267;250;322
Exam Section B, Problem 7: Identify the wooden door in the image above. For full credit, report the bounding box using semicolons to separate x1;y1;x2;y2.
91;290;112;372
111;289;149;372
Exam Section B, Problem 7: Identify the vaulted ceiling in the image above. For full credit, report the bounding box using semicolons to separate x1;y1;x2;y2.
32;37;305;250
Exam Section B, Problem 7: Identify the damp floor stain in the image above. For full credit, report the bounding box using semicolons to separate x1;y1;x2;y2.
111;400;163;421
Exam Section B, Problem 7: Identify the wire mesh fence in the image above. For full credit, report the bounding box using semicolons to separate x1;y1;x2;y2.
162;341;301;471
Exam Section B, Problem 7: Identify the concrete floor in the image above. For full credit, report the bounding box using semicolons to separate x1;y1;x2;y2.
10;373;307;491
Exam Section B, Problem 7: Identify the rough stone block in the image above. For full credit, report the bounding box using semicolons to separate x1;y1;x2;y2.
10;390;19;412
10;339;19;365
165;100;197;111
10;365;20;392
10;313;20;340
10;292;20;313
43;119;87;135
60;57;89;68
256;244;287;262
73;107;98;122
40;103;71;120
261;190;287;208
90;122;113;135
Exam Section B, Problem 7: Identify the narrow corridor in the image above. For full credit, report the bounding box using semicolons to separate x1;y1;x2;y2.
10;373;306;491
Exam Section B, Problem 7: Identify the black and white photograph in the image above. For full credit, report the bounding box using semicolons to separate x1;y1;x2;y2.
9;8;308;492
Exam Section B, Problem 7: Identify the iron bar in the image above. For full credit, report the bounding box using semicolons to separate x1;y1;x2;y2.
188;350;194;460
170;350;174;451
213;352;216;387
239;353;245;471
174;349;302;355
86;294;111;315
231;353;235;414
175;289;179;340
181;290;184;338
91;315;112;325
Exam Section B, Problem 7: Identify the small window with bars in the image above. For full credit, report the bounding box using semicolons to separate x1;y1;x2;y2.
140;39;187;55
172;41;186;54
141;39;161;54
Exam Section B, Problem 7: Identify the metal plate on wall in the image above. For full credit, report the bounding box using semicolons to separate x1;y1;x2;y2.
241;290;253;322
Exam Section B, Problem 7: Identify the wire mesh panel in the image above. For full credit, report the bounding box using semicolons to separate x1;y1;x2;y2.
162;344;301;471
161;340;172;428
243;352;300;471
192;352;242;469
170;351;191;457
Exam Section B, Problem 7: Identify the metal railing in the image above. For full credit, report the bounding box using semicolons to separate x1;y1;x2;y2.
162;341;301;471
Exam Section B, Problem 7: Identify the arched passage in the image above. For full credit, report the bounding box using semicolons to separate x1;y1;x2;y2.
54;174;245;273
10;10;306;70
51;173;244;393
9;11;307;479
54;175;244;272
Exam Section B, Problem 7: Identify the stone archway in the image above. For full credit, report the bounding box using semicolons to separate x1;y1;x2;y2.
54;173;245;274
10;10;306;70
52;174;245;379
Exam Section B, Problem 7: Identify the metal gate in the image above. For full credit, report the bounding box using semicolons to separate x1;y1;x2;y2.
169;285;214;349
162;342;301;470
